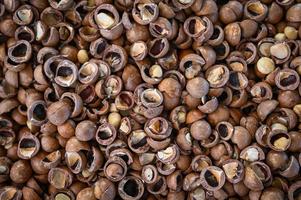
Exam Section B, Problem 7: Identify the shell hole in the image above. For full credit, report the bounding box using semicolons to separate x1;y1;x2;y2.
33;104;46;120
12;43;27;57
124;179;139;197
280;75;297;86
150;40;164;56
205;170;218;187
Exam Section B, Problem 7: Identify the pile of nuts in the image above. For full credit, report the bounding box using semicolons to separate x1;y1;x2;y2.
1;0;301;199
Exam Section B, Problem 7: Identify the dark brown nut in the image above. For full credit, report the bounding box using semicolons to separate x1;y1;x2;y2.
74;120;97;142
205;65;229;88
147;136;170;151
8;40;32;64
183;173;202;192
144;117;171;140
197;95;218;114
76;187;96;200
219;1;243;24
148;37;169;58
132;0;159;25
40;135;60;153
240;19;258;38
257;100;279;121
158;77;182;99
279;155;300;178
96;123;116;146
10;160;32;184
155;143;179;164
130;41;148;61
288;181;301;200
176;127;193;151
278;90;300;108
233;181;249;197
114;91;134;111
137;152;154;166
228;71;248;90
98;75;123;98
141;164;158;184
0;99;19;116
208;106;230;126
41;150;61;169
94;4;118;29
118;176;144;200
240;145;265;162
15;26;35;43
54;60;78;87
267;3;283;24
226;56;247;73
260;187;284;200
47;100;72;126
27;100;47;126
231;126;252;150
275;69;300;91
147;175;167;195
216;121;234;141
156;161;176;176
93;178;116;200
210;141;233;161
267;130;291;152
149;17;173;39
0;19;17;37
60;93;83;119
0;128;15;147
166;170;183;192
48;167;73;189
89;38;108;59
190;119;212;140
65;137;90;152
13;5;35;25
17;133;40;159
85;146;104;173
244;0;268;22
222;159;244;184
255;125;271;147
104;156;127;182
57;120;75;139
288;131;301;152
186;77;209;99
270;42;291;64
140;64;164;85
200;166;225;191
243;161;272;191
286;3;301;22
122;64;142;92
250;82;273;103
103;45;127;72
0;157;12;183
78;62;99;85
266;150;288;171
169;106;186;130
128;130;149;153
65;151;87;174
224;22;241;46
30;151;49;175
51;190;75;200
179;54;204;79
195;46;216;71
190;155;212;173
22;186;41;200
0;186;22;200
